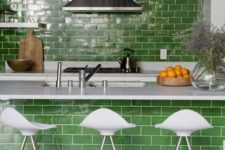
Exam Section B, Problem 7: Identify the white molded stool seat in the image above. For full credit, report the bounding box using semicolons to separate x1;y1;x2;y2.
0;107;56;150
80;108;136;150
155;109;213;150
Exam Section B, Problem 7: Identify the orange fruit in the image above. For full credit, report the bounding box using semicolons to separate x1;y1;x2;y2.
174;69;182;77
159;71;167;78
166;66;174;72
174;65;182;70
181;68;190;76
167;70;177;78
183;74;190;78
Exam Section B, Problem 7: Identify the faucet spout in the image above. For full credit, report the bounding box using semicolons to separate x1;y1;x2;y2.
85;64;101;82
79;64;101;88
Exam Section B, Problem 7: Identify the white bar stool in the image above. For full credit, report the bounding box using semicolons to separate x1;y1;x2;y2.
80;108;136;150
155;109;213;150
0;107;56;150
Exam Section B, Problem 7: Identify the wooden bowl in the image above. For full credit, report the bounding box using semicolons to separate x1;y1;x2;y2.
157;76;191;86
7;59;33;72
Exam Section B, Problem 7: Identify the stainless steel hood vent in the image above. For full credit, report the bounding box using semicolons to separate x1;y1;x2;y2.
62;0;142;12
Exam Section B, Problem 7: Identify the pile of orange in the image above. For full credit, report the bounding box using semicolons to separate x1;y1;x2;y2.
159;65;190;78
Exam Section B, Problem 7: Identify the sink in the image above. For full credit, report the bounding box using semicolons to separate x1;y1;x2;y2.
43;81;146;88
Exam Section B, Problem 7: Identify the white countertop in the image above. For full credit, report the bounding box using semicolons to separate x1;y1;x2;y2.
0;80;225;100
2;61;218;101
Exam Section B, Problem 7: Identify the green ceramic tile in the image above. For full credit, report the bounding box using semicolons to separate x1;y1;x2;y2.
72;115;85;124
161;107;181;115
201;127;221;136
132;116;151;125
192;100;211;107
43;144;62;150
53;135;73;144
201;147;220;150
169;5;181;10
63;125;82;134
142;107;161;115
34;100;53;105
83;128;99;135
122;126;141;135
152;136;171;145
171;100;191;106
112;100;131;106
113;135;132;144
73;135;92;144
52;115;72;124
62;144;82;150
202;108;221;116
132;100;151;106
212;101;225;107
142;126;160;135
152;116;167;125
43;106;63;114
13;99;33;105
212;117;225;126
152;100;171;106
122;107;141;115
132;135;151;144
24;106;42;114
211;137;224;146
82;145;100;150
142;146;160;150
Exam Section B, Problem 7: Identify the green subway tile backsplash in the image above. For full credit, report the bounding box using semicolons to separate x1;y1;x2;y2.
0;99;224;150
0;0;203;71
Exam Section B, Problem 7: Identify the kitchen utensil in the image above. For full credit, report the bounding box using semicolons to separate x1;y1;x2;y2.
7;59;33;72
157;76;191;86
118;48;136;71
0;9;17;22
19;28;44;72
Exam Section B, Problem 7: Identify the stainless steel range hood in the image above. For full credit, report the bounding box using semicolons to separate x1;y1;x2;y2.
62;0;142;12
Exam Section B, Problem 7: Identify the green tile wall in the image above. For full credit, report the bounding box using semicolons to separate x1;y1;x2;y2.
0;0;203;71
0;99;224;150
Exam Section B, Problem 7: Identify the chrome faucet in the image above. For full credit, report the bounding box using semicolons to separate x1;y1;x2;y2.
79;64;101;88
56;62;62;88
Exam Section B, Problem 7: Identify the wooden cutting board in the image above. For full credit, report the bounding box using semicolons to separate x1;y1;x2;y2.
19;28;44;72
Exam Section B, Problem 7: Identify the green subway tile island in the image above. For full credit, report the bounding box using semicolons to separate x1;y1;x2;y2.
1;0;225;150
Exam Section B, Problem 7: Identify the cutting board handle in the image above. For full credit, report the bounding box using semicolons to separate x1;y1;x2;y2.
28;28;33;37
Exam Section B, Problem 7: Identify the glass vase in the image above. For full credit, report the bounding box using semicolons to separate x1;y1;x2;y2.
191;60;225;91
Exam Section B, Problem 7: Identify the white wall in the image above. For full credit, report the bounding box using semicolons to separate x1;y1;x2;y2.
211;0;225;28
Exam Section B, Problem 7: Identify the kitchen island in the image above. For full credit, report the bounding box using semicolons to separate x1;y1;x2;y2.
0;79;224;150
0;61;224;150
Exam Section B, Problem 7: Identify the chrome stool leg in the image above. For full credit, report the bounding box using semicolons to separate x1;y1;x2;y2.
175;137;182;150
109;136;116;150
20;136;27;150
185;137;192;150
31;136;38;150
100;136;106;150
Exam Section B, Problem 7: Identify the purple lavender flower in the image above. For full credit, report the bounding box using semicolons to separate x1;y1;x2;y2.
179;21;225;57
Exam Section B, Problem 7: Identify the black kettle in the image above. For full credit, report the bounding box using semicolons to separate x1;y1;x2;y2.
118;48;136;71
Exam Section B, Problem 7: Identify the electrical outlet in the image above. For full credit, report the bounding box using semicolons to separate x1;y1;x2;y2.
160;49;167;60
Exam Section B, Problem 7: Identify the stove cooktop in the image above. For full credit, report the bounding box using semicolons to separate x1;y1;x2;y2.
63;67;141;73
